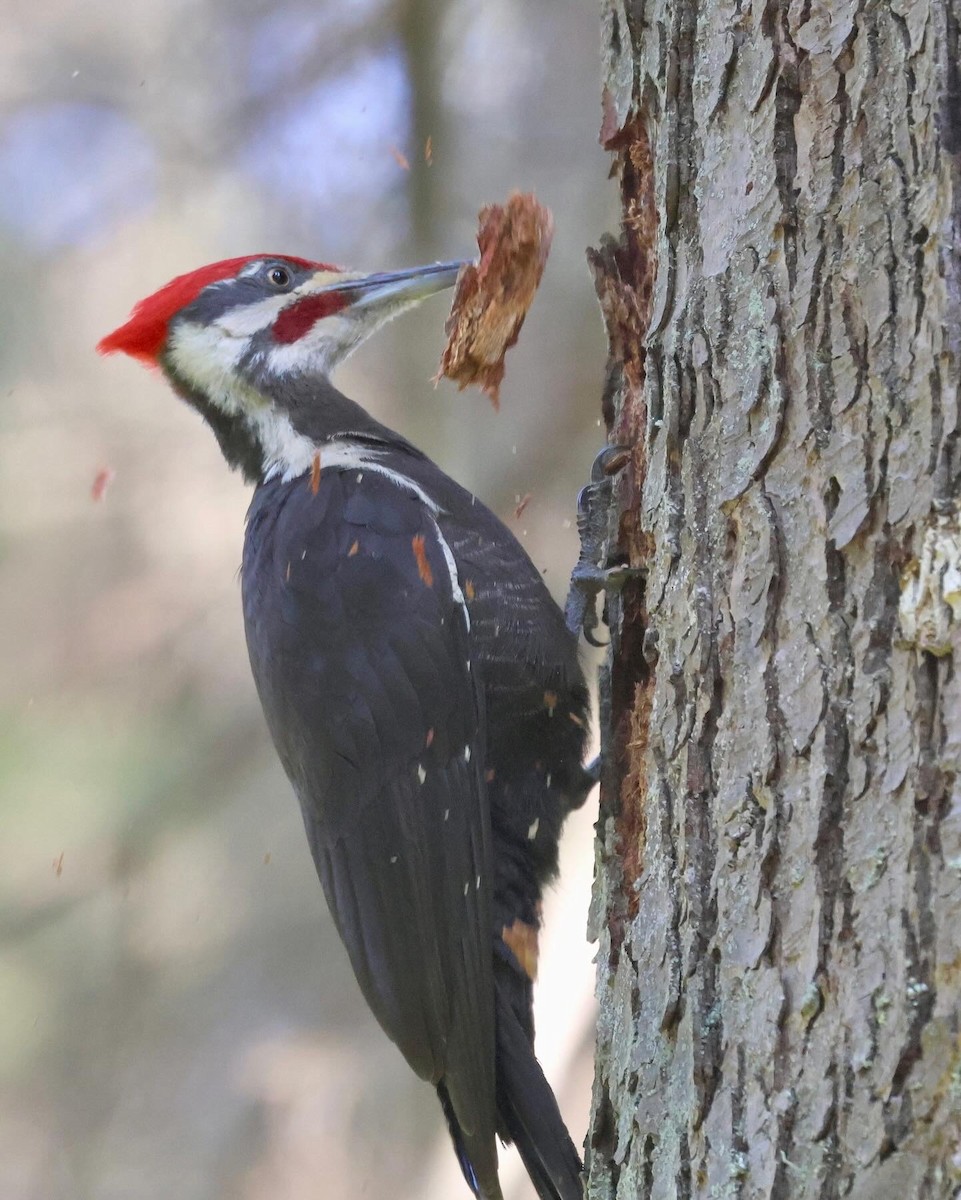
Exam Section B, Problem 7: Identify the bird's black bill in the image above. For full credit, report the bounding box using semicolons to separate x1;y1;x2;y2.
333;261;466;309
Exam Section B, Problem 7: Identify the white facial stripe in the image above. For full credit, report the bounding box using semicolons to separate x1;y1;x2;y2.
216;293;290;338
169;321;329;479
169;269;356;413
168;321;263;415
210;269;345;340
182;267;350;351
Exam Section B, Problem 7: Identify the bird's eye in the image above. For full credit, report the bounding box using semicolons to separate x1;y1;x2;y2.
267;265;292;289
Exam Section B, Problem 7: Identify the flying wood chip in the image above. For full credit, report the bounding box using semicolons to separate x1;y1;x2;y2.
91;467;115;502
437;193;553;408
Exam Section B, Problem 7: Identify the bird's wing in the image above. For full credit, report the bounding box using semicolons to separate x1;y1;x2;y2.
242;467;497;1163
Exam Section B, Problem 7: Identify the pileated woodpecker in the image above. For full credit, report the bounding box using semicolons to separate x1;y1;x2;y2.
99;254;591;1200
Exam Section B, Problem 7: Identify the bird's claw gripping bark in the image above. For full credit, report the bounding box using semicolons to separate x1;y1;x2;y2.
565;446;643;645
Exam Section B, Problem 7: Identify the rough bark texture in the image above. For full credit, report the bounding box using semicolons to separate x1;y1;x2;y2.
587;0;961;1196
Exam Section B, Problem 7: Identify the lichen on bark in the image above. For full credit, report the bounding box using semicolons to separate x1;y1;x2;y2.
587;0;961;1195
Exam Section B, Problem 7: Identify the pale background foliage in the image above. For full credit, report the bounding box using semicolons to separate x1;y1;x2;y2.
0;2;612;1197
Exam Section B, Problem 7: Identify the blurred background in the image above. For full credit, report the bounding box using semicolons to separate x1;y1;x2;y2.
0;1;614;1196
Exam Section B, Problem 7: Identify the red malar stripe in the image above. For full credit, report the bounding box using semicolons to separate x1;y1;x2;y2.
272;289;351;344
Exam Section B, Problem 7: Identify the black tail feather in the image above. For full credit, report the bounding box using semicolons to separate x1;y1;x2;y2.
494;978;583;1200
437;1080;482;1196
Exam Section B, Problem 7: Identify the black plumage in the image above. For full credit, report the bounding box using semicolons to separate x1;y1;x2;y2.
243;443;590;1200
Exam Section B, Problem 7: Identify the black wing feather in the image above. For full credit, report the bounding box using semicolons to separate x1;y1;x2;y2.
242;466;500;1193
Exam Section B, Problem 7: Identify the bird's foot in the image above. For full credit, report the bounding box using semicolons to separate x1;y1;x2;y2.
566;563;644;645
565;446;644;644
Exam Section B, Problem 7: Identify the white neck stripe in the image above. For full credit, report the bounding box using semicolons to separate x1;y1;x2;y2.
264;439;469;631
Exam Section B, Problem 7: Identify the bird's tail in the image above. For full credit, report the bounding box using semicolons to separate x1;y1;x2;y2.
437;1080;499;1198
494;975;584;1200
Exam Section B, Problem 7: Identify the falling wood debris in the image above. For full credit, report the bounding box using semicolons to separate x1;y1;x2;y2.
437;192;553;409
91;467;115;502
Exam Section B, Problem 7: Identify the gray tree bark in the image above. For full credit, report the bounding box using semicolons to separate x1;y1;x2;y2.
585;0;961;1196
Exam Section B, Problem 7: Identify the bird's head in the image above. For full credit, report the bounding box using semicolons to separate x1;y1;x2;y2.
98;254;464;480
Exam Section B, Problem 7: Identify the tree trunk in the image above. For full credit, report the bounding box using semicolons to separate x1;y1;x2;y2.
585;0;961;1196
